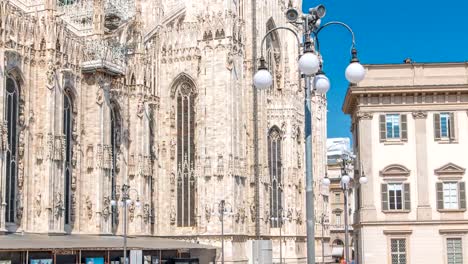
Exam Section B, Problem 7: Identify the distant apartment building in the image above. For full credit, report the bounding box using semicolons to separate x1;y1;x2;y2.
343;62;468;264
326;138;355;262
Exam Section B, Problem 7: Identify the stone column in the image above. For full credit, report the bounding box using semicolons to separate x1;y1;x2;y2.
356;112;376;222
412;111;432;220
0;50;6;233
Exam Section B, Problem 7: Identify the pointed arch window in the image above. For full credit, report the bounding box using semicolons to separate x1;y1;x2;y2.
63;92;73;225
269;126;283;228
5;76;19;223
176;83;196;227
110;104;121;229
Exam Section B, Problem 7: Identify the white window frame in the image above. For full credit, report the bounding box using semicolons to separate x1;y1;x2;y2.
446;237;463;264
443;182;459;210
335;212;342;226
440;113;451;139
386;114;401;139
388;183;404;210
390;238;407;264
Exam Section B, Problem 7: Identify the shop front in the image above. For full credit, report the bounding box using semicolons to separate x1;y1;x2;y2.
0;234;216;264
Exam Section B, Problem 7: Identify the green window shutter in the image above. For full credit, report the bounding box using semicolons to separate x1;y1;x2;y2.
437;182;444;210
379;115;386;141
449;112;456;140
381;184;388;211
459;182;466;210
404;183;411;210
434;113;441;140
401;114;408;141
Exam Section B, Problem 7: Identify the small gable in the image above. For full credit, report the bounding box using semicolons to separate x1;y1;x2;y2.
380;164;410;177
434;163;466;175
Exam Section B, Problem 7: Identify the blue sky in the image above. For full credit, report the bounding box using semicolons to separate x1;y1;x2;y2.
302;0;468;139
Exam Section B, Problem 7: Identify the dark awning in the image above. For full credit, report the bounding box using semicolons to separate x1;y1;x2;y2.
0;234;216;251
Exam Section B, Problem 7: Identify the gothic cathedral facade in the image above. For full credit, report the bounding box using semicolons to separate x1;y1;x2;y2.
0;0;328;262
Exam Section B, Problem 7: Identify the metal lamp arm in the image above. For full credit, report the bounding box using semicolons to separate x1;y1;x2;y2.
260;26;301;59
313;21;357;53
121;185;140;200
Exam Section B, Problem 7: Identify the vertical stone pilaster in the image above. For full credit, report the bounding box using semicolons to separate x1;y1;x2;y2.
412;111;432;220
356;112;377;222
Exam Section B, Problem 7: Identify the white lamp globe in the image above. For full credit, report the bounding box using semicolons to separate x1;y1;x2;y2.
110;200;117;207
341;175;351;185
313;74;330;94
253;69;273;89
135;200;142;208
322;177;331;187
118;200;124;207
298;52;320;75
126;199;132;205
359;176;368;185
345;62;366;83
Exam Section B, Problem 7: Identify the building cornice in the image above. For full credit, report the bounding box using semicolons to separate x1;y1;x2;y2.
343;84;468;115
354;220;468;227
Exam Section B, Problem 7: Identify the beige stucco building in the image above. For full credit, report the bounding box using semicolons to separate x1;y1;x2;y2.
0;0;329;262
344;62;468;264
326;138;355;262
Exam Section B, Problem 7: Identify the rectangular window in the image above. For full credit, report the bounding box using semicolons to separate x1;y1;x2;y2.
440;113;450;138
447;238;463;264
434;112;456;141
443;182;459;209
335;193;341;203
386;114;401;139
388;184;403;210
335;213;341;226
391;239;407;264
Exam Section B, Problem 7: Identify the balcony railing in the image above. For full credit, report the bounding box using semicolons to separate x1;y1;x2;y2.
57;0;135;35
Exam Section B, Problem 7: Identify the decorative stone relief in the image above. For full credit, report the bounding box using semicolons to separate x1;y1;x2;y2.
47;133;54;160
96;88;104;105
128;203;135;222
0;123;7;151
250;203;256;222
264;209;270;224
170;139;176;160
35;193;42;217
205;204;211;222
170;208;176;225
412;111;428;119
143;203;150;223
170;106;175;128
86;196;93;220
96;144;103;169
55;193;64;219
295;209;303;225
36;133;44;161
128;154;136;176
137;98;144;118
46;60;56;90
70;194;76;223
356;111;373;120
86;145;94;170
16;197;23;223
102;196;110;221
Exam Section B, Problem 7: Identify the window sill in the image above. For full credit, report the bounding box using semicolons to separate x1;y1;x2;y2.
382;210;410;214
382;140;406;145
438;209;466;213
436;140;458;144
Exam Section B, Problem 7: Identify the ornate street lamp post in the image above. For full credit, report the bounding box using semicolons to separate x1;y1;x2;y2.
253;5;365;264
111;184;141;264
322;157;368;264
271;208;290;264
212;200;234;264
